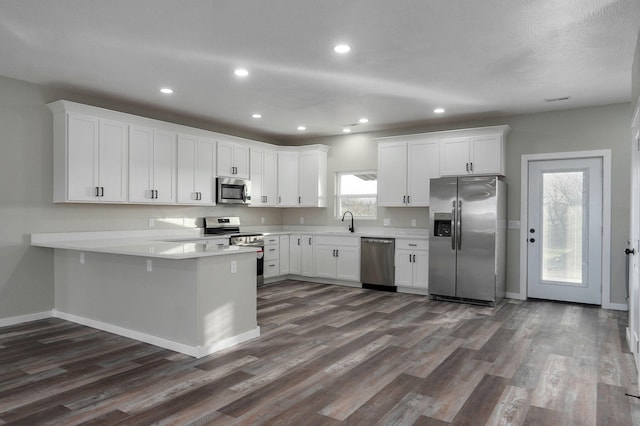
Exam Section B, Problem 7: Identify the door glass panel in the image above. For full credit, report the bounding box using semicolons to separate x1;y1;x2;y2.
541;171;585;284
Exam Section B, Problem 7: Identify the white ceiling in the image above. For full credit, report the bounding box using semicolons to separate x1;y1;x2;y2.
1;0;639;140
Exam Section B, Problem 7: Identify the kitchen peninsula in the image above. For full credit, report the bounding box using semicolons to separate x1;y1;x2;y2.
31;231;260;358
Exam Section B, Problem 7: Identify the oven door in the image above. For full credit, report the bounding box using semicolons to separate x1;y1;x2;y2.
217;178;252;205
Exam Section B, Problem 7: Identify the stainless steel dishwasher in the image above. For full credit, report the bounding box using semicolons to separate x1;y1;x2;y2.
360;237;395;290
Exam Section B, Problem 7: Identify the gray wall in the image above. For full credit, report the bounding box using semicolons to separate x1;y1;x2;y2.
0;69;635;321
294;104;632;303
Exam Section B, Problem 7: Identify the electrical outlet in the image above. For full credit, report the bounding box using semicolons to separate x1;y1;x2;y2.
148;218;154;227
383;218;390;226
231;260;237;274
146;259;153;272
300;217;304;224
411;219;417;227
261;217;265;224
79;252;85;264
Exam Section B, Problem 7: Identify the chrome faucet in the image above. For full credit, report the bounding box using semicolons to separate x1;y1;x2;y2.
341;210;355;233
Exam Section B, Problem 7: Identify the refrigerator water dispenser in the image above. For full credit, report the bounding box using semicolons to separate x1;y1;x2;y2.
433;213;452;237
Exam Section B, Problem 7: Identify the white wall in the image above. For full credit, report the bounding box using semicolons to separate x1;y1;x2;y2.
0;73;633;322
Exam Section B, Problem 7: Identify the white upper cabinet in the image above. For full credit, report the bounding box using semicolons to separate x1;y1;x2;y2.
52;111;128;203
250;147;278;207
440;128;509;176
177;134;216;205
217;140;249;179
377;138;439;207
129;126;177;203
277;146;328;207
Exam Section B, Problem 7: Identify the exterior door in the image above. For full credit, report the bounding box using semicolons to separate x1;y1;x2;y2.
527;158;603;304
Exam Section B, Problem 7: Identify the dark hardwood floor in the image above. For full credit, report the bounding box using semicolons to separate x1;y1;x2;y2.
1;280;639;425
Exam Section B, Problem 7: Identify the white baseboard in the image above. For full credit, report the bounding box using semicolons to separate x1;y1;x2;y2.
0;310;53;328
602;302;628;311
506;292;525;300
53;310;260;358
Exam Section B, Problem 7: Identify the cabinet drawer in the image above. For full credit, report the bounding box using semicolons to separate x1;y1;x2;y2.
264;245;279;260
264;235;279;245
395;239;428;251
264;260;280;278
314;235;360;247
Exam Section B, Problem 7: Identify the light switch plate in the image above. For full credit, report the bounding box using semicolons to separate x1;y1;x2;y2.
411;219;417;227
384;218;390;226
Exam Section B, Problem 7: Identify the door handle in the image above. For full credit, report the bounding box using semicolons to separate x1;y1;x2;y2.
451;200;456;250
457;200;462;250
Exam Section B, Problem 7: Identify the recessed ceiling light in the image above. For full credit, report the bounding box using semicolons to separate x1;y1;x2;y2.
252;113;262;119
358;118;369;123
342;128;352;133
334;44;351;54
297;126;306;131
160;88;173;94
234;68;249;77
434;107;445;114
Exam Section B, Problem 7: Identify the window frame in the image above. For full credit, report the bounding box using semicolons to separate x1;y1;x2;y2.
334;170;378;220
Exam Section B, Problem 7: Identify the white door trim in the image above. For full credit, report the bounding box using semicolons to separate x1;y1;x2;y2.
518;150;617;309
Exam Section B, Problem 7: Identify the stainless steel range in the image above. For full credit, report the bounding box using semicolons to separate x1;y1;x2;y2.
204;217;264;286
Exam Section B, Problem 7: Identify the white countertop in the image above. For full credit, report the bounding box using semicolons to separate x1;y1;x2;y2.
31;226;428;259
30;233;258;260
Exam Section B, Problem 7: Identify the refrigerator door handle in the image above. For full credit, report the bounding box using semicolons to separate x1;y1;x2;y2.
457;200;463;250
451;200;457;250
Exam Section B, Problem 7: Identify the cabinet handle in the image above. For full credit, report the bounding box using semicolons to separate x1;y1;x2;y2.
409;254;412;263
332;249;336;257
336;249;339;257
403;195;406;204
100;187;104;197
95;187;100;197
279;196;282;203
413;254;416;262
298;196;301;204
298;238;301;246
465;163;469;172
407;195;410;204
308;237;312;245
470;162;473;172
155;190;159;199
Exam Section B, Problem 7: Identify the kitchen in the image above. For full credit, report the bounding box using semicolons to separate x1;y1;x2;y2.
1;1;640;424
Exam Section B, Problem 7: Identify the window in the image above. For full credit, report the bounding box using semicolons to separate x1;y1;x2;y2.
335;171;377;219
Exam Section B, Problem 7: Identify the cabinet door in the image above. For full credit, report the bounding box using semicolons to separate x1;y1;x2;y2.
194;138;216;204
250;148;265;205
378;142;408;206
177;135;197;203
336;246;360;281
440;137;470;176
277;151;299;206
301;235;314;276
298;150;319;206
413;251;429;289
233;143;250;179
128;126;154;203
280;235;290;275
407;140;439;206
98;119;128;202
152;130;176;204
67;114;99;201
217;140;235;177
315;245;336;279
263;149;278;206
470;135;503;175
289;235;301;274
395;249;414;287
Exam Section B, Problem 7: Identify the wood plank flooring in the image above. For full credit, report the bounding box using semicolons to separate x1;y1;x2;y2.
1;280;639;425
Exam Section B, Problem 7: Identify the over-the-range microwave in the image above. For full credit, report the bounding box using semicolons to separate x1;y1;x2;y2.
216;177;251;205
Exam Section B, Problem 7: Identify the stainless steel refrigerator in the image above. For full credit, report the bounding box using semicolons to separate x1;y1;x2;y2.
429;176;506;305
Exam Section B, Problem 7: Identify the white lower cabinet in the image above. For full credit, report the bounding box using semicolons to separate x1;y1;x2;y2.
394;239;428;290
314;236;360;282
279;235;290;275
289;235;314;276
263;234;280;279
